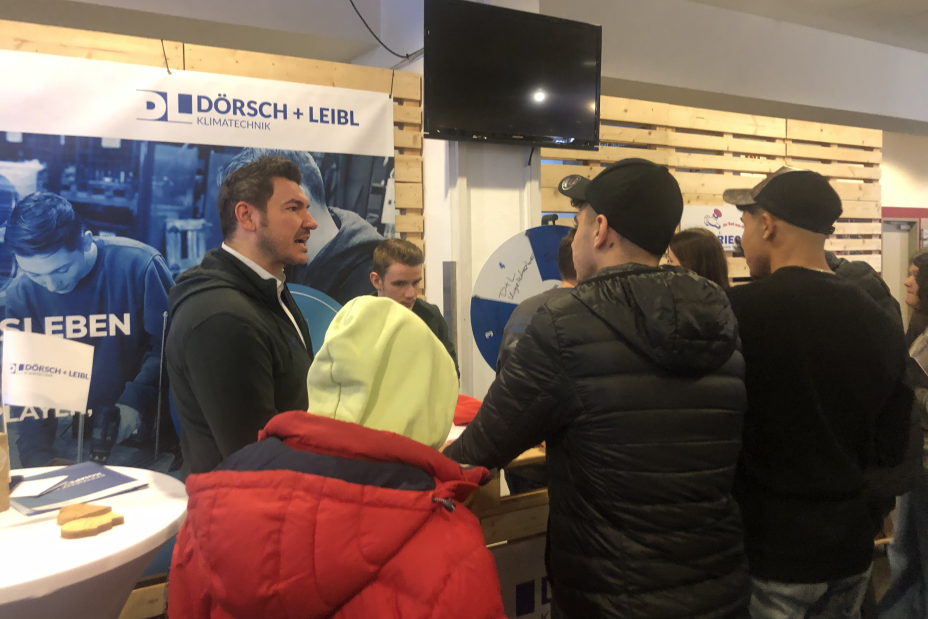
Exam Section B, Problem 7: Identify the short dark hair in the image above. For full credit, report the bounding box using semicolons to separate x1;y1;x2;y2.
373;238;423;278
220;148;325;205
7;192;86;257
558;229;577;281
217;155;302;239
668;228;730;289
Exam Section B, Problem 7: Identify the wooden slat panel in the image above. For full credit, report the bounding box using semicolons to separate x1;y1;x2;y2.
543;172;884;216
786;142;881;165
600;96;786;138
0;20;183;68
673;171;759;196
119;583;166;619
670;153;781;174
600;125;786;157
540;146;668;165
785;159;881;181
405;237;424;250
395;182;423;210
728;257;750;279
826;238;882;251
392;71;422;101
393;105;421;125
394;129;422;150
841;201;881;219
831;181;880;202
541;188;574;213
394;155;422;183
838;253;882;272
395;213;424;233
834;222;882;235
541;164;600;188
684;194;739;206
185;44;394;92
544;149;780;174
481;504;549;545
787;119;882;149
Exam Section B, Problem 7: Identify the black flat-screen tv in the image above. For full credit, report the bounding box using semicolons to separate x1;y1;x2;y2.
424;0;602;151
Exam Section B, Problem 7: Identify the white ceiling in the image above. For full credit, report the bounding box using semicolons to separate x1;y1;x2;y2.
687;0;928;54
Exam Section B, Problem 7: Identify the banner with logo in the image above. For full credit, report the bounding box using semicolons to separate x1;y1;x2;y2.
0;50;396;472
679;205;744;251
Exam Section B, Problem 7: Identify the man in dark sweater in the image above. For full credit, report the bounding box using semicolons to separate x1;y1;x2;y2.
369;238;458;375
167;156;315;477
3;192;173;466
724;167;912;618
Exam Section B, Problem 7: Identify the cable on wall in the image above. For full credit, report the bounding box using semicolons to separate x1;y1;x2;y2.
347;0;422;60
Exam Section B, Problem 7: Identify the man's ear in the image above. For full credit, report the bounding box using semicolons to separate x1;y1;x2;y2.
760;212;777;241
234;201;260;232
81;230;94;251
370;271;382;291
592;214;611;250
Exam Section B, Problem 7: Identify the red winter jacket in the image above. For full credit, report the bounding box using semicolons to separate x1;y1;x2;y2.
169;411;506;619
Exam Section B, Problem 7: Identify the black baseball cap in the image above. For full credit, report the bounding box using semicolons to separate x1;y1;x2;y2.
559;158;683;256
723;167;842;235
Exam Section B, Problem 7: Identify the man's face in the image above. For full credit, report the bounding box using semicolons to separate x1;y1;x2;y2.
375;262;422;309
255;177;318;270
15;237;91;294
571;205;600;282
740;210;772;278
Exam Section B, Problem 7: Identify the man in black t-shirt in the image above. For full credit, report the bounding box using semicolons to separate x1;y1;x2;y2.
724;167;912;618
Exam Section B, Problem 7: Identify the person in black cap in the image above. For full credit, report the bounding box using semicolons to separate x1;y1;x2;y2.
724;167;912;618
446;158;751;619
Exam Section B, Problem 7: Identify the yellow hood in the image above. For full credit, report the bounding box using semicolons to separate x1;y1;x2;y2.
306;296;457;449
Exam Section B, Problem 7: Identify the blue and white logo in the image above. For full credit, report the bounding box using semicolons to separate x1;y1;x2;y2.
136;89;193;124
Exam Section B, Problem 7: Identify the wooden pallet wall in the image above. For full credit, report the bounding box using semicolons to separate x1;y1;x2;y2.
540;97;882;280
0;19;425;288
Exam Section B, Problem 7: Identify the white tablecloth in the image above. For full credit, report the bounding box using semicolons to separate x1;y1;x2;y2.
0;466;187;619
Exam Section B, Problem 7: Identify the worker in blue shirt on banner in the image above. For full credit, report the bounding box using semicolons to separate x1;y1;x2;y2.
1;192;174;467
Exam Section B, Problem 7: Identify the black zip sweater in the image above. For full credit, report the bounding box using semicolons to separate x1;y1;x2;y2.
727;267;911;583
167;248;313;478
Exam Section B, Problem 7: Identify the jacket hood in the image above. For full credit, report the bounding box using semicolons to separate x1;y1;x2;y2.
576;264;738;376
181;412;491;619
168;248;270;319
306;296;457;449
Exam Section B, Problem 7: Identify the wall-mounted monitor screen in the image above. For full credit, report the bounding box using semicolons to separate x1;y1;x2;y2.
424;0;602;150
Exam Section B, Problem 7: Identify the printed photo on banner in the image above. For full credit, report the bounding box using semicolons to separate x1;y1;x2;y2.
0;50;398;472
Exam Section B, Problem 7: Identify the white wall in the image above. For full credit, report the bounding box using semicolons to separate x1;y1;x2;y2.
451;142;540;398
883;132;928;209
69;0;382;42
541;0;928;124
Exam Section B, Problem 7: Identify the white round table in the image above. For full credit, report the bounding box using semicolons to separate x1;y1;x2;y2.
0;466;187;619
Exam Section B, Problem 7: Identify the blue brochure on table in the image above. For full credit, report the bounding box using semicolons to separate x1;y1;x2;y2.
11;462;147;516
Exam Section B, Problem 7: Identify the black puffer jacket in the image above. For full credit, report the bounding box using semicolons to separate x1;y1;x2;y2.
446;264;749;619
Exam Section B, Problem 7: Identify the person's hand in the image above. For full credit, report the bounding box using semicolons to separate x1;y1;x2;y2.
115;404;141;444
